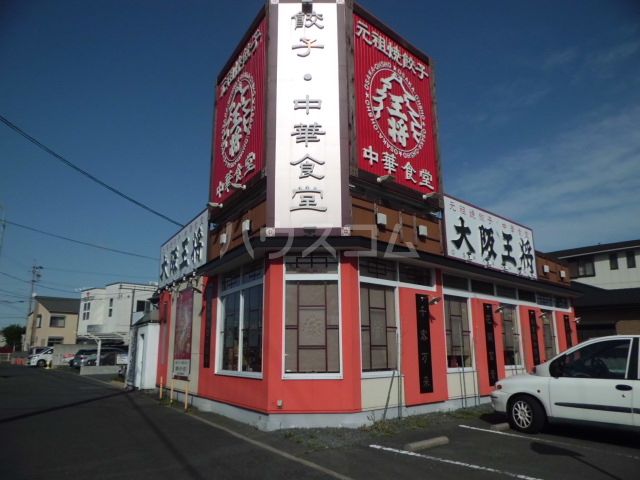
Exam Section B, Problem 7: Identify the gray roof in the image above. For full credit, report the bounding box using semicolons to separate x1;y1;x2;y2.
548;239;640;259
571;283;640;308
36;296;80;314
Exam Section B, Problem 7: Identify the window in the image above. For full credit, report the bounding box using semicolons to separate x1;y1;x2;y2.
443;274;469;291
496;285;517;299
50;315;65;328
627;251;636;269
285;254;340;374
569;256;594;277
108;298;113;318
36;314;42;328
536;293;554;307
360;285;397;371
358;258;397;281
47;337;64;346
398;263;432;287
518;289;536;303
444;296;471;368
219;262;264;373
501;305;521;367
555;297;570;309
609;253;619;270
136;300;146;312
558;339;631;379
471;280;494;295
285;281;339;373
203;282;215;369
82;302;91;321
541;311;556;361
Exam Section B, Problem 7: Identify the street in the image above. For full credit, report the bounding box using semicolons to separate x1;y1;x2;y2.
1;365;639;480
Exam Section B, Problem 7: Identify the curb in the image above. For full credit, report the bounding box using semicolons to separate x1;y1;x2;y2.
404;435;449;452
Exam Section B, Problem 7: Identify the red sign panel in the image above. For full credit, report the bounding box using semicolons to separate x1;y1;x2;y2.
211;18;267;203
354;13;440;194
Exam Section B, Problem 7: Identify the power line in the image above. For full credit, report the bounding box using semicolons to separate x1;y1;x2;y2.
3;219;158;261
0;114;184;228
0;271;76;294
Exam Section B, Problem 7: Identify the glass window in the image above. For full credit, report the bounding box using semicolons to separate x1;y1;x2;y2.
285;253;338;274
444;296;471;368
36;314;42;328
627;251;636;269
609;253;619;270
50;315;65;328
518;289;536;302
496;285;517;299
108;298;113;318
136;300;146;312
471;280;494;295
555;297;570;309
47;337;64;346
536;293;554;307
398;263;432;286
443;274;469;291
359;258;397;281
285;281;339;373
558;339;631;379
219;261;264;373
569;257;595;277
360;284;397;371
500;305;521;367
82;302;91;321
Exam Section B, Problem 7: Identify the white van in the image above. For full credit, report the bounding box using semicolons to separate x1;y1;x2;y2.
28;347;54;367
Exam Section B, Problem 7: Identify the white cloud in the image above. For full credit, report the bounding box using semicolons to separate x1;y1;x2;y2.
590;40;640;67
447;104;640;251
542;47;579;70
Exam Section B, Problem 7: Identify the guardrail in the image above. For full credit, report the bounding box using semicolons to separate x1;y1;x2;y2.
0;353;11;363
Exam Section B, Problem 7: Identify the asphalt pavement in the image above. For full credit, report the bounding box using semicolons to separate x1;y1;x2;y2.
1;364;639;480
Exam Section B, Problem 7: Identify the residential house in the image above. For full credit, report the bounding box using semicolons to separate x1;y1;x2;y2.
548;239;640;340
24;296;80;350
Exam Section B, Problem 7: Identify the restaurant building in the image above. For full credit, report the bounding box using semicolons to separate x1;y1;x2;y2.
155;0;577;430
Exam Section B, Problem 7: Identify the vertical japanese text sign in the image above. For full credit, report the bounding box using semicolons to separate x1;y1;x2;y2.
211;18;267;203
273;1;344;229
354;12;440;194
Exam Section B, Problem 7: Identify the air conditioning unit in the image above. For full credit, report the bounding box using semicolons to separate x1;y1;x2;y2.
543;264;550;273
219;233;228;245
241;219;252;233
560;270;566;279
417;225;428;238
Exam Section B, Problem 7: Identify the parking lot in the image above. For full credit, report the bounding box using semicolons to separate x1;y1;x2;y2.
1;364;638;479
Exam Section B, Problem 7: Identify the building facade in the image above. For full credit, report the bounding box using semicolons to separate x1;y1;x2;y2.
77;283;157;341
24;296;80;349
155;0;578;430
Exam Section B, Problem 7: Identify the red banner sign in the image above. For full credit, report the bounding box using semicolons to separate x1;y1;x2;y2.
354;14;440;194
211;19;267;203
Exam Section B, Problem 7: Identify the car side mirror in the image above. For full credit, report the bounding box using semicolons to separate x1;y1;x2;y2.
550;356;565;378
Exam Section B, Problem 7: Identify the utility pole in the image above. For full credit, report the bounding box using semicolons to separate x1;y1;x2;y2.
26;264;43;350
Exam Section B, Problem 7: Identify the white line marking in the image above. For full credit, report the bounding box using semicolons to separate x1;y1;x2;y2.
459;425;640;461
369;444;544;480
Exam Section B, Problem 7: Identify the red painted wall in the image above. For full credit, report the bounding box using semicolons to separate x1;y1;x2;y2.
400;286;448;406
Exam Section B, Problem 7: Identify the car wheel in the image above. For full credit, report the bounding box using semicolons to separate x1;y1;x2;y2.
36;359;47;368
508;395;546;433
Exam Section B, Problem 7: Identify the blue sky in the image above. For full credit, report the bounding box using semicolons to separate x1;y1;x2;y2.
1;0;639;329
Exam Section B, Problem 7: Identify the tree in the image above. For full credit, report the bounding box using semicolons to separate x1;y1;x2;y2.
1;324;25;351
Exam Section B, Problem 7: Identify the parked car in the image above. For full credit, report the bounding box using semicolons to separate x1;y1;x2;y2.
70;346;127;369
27;347;54;367
84;350;126;366
491;335;640;433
